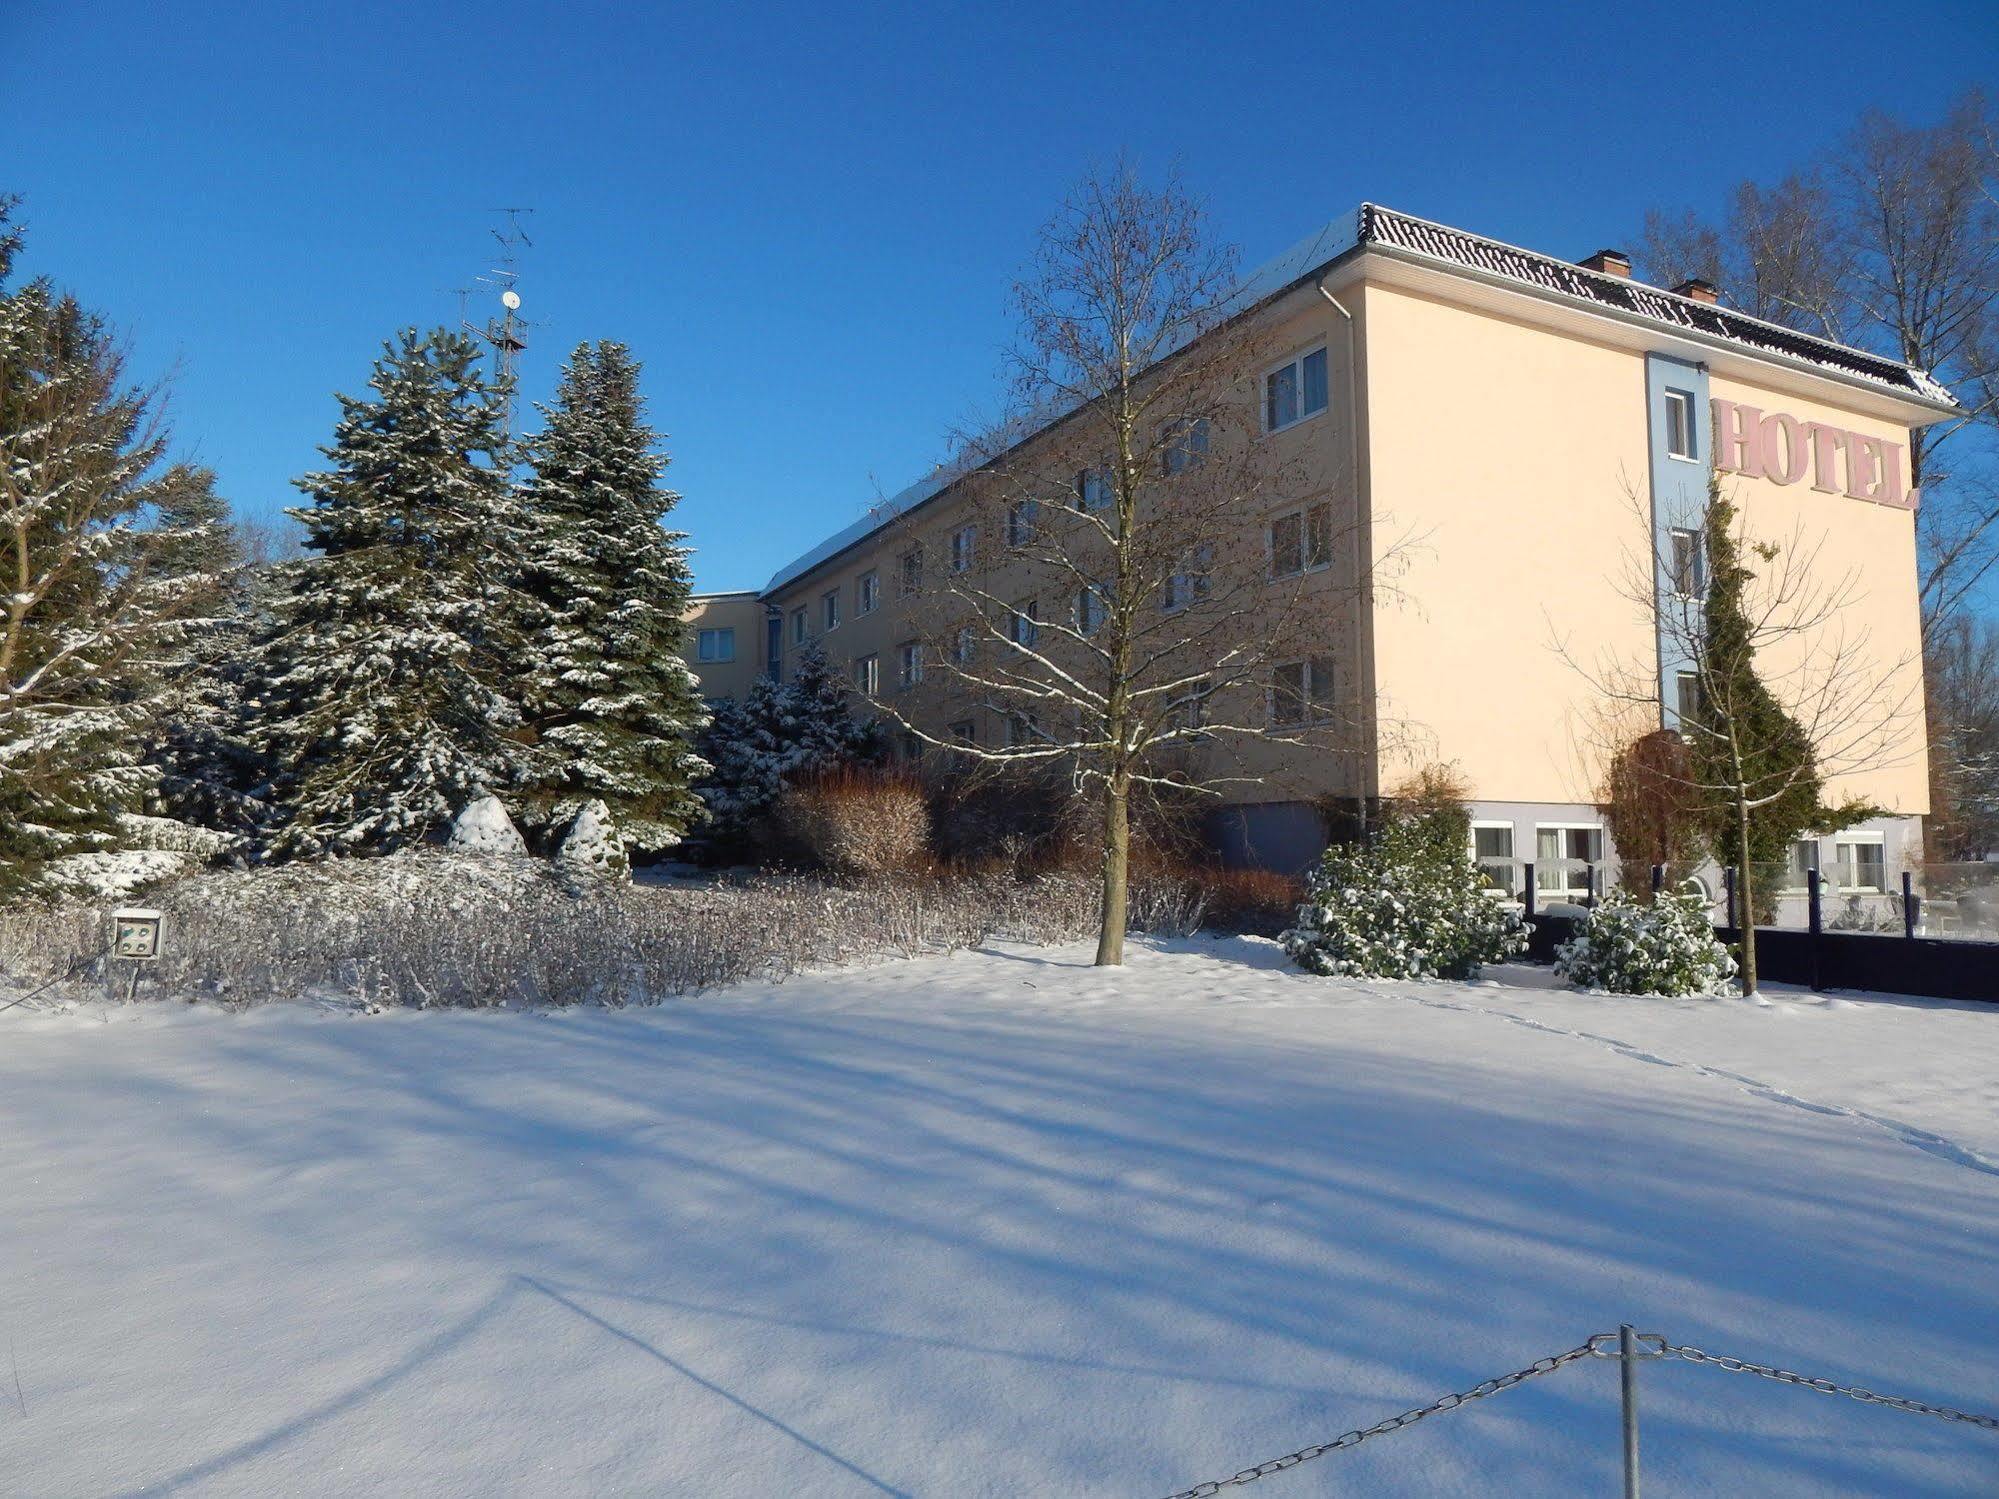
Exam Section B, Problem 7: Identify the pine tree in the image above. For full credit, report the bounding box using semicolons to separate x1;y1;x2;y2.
0;198;226;898
255;329;526;857
513;341;708;853
695;645;879;852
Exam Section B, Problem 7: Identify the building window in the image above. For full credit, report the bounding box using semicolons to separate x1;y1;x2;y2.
790;607;807;645
951;524;977;573
1667;527;1705;595
1472;822;1517;896
1785;838;1819;891
1076;583;1108;638
1833;834;1885;892
1164;546;1212;611
1168;679;1212;739
822;589;841;632
897;640;923;689
1535;825;1604;901
1006;713;1040;747
951;625;976;665
1674;670;1701;724
1269;501;1333;578
1162;417;1210;475
898;547;923;597
857;571;879;615
1271;656;1336;726
765;613;783;679
1075;466;1113;514
1264;345;1329;433
900;730;924;761
1007;499;1040;546
696;627;735;663
1009;598;1039;649
854;654;879;695
949;718;977;745
1663;389;1697;460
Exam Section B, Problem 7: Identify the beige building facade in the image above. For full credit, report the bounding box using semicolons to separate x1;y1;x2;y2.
684;205;1955;897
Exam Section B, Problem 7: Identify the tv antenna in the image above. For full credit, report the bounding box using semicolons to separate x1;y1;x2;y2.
463;206;535;433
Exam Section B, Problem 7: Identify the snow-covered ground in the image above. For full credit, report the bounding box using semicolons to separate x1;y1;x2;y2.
2;938;1995;1496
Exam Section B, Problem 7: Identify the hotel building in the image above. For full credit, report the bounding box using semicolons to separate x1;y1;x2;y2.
683;205;1955;898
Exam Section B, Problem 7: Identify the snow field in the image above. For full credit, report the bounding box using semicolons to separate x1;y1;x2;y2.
1;937;1995;1496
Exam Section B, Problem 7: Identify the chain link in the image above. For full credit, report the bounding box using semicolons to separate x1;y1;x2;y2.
1156;1330;1999;1498
1155;1341;1598;1499
1662;1342;1999;1431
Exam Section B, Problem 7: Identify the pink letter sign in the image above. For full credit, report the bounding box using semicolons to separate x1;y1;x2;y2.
1709;399;1915;509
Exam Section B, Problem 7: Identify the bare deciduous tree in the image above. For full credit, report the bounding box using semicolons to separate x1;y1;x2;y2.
876;163;1382;965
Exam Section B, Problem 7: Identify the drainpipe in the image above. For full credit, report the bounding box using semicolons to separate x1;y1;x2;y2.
1317;278;1370;822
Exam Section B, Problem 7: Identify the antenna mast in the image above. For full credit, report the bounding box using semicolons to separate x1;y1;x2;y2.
463;207;535;434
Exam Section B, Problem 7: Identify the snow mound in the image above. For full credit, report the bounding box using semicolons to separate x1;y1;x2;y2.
446;794;528;856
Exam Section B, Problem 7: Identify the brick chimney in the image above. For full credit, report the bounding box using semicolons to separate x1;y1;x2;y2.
1673;278;1720;304
1579;249;1631;278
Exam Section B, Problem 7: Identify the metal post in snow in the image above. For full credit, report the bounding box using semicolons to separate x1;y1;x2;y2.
1619;1323;1641;1499
1523;863;1536;920
1807;867;1824;992
1585;862;1597;907
1902;869;1919;940
1651;864;1664;895
1725;865;1738;930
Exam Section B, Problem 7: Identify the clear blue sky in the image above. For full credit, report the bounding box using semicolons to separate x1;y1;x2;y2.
5;1;1996;593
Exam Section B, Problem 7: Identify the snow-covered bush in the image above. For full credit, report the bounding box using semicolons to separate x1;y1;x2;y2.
446;795;529;857
1282;816;1529;980
1554;886;1735;996
776;770;930;877
554;800;630;889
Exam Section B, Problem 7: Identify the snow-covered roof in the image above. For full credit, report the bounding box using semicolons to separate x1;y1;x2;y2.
760;202;1955;599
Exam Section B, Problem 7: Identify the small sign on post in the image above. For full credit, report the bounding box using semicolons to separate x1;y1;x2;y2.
111;907;163;1001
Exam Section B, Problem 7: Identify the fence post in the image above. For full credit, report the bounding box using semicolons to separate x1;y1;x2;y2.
1523;863;1536;920
1620;1323;1641;1499
1902;869;1919;940
1585;862;1597;907
1725;865;1738;931
1651;864;1664;895
1807;868;1824;992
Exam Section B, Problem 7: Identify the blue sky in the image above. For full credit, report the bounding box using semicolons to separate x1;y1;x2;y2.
5;1;1996;593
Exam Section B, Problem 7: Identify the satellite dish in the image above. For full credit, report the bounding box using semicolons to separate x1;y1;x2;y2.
501;290;521;310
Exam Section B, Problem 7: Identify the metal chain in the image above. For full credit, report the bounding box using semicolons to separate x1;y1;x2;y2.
1662;1342;1999;1431
1155;1341;1598;1499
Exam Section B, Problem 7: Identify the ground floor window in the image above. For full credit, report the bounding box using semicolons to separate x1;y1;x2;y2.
1535;824;1603;900
1471;821;1516;895
1832;834;1885;892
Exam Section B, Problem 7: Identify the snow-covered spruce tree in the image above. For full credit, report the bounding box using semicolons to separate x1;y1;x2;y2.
141;472;275;843
0;198;228;899
695;645;880;854
1556;886;1736;996
1282;808;1529;981
512;341;708;853
255;329;527;858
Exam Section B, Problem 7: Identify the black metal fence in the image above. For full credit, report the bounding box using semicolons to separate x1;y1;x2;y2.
1519;863;1999;1004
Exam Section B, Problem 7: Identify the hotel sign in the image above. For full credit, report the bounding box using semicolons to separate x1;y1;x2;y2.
1711;399;1916;509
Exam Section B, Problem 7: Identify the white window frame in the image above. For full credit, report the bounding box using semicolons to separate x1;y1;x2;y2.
821;589;841;632
1667;526;1705;595
949;717;977;745
1831;831;1886;893
1007;499;1039;547
1076;583;1108;638
1268;500;1333;580
853;654;879;696
1783;837;1821;893
1269;656;1335;727
951;625;976;665
696;627;735;663
950;524;977;573
1162;417;1210;476
1263;343;1329;434
1009;598;1039;650
1534;823;1604;901
1075;466;1113;514
1673;670;1700;725
1663;388;1698;462
856;571;879;615
790;607;807;646
1164;545;1213;612
896;640;923;690
897;547;923;597
1470;820;1517;896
